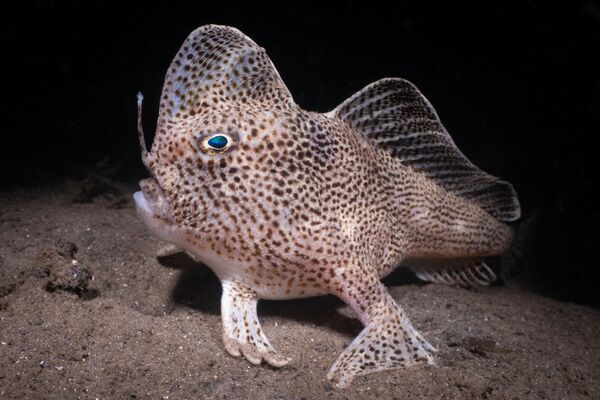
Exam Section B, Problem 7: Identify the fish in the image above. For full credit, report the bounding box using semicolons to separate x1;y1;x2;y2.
133;25;521;388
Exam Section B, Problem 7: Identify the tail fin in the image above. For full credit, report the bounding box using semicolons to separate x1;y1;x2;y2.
498;211;540;282
407;213;539;287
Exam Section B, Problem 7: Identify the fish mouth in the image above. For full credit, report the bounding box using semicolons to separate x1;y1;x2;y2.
133;177;190;248
134;95;189;245
133;178;173;223
133;191;153;215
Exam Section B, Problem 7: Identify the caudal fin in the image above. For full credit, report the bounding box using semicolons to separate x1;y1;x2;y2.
499;211;540;281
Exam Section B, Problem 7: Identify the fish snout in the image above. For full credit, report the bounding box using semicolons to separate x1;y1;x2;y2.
134;178;172;222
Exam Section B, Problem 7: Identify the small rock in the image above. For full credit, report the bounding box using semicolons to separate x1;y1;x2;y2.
47;260;92;294
55;239;78;259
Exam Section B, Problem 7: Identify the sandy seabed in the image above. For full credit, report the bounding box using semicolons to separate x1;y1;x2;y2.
1;180;598;400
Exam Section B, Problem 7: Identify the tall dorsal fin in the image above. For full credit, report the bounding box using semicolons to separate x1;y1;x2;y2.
329;78;521;222
158;25;293;123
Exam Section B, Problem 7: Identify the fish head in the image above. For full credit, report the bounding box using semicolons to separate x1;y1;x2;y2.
134;25;312;258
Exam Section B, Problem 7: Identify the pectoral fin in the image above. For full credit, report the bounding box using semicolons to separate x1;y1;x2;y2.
221;279;290;368
327;275;435;388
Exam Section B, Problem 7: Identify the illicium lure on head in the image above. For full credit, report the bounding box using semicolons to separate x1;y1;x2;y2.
133;25;520;388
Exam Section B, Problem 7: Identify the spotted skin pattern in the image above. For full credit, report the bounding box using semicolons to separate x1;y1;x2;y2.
133;25;520;388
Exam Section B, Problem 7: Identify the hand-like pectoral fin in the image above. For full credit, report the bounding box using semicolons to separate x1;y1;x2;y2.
220;280;291;368
327;275;436;388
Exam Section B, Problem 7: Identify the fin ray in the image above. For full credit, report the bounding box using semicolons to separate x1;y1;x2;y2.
330;78;521;222
407;259;497;288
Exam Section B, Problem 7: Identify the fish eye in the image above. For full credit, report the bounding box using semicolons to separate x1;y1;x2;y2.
205;134;230;150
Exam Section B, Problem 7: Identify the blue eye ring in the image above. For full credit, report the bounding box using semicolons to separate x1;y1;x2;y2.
206;134;230;150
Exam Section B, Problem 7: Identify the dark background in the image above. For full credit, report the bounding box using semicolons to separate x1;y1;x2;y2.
3;2;599;305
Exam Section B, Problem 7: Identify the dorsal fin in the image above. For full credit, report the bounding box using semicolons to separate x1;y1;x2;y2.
158;25;293;123
330;78;521;222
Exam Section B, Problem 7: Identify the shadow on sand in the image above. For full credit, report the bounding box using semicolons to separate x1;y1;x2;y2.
156;252;399;338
